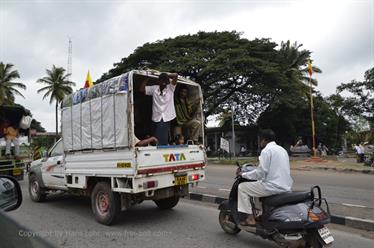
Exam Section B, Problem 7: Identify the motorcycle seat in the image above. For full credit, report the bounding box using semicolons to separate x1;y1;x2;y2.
260;191;312;208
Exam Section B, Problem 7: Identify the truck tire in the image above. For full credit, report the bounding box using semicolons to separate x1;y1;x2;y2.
91;181;121;225
28;174;47;202
154;196;180;210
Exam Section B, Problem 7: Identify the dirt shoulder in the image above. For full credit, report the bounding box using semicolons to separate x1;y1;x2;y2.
291;158;374;174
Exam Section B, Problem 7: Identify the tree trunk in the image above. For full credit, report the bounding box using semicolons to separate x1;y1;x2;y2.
55;101;58;142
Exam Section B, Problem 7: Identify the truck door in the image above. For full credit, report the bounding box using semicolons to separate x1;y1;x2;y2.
41;140;65;187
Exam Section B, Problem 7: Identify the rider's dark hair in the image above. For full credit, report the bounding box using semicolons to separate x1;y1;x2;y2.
259;129;276;142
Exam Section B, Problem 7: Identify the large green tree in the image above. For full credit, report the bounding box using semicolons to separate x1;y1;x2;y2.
337;67;374;130
256;41;326;147
258;93;350;149
98;31;331;147
99;31;315;122
37;65;75;137
0;62;26;105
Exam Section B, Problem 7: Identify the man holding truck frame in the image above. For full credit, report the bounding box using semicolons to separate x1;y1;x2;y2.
140;73;178;145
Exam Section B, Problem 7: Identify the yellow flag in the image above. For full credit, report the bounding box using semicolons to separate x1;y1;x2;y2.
307;60;313;77
84;70;93;88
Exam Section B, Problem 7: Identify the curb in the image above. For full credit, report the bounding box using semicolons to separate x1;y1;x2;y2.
187;193;374;232
297;166;374;175
208;162;374;175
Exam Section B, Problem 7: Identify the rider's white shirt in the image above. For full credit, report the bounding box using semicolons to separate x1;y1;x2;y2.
241;141;293;193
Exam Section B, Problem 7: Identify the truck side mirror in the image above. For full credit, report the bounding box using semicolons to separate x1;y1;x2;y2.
41;151;48;162
0;175;22;211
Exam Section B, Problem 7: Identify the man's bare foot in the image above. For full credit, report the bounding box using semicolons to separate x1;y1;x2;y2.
240;215;256;226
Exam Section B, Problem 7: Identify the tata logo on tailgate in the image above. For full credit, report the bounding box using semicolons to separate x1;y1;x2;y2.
163;153;186;162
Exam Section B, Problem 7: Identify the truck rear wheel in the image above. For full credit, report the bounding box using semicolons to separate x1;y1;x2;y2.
91;181;120;225
154;196;180;210
28;174;47;202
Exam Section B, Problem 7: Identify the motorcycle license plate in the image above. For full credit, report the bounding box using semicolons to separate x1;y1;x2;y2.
318;227;334;244
175;175;188;185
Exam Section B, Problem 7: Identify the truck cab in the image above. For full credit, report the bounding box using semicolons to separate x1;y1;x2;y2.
29;70;207;225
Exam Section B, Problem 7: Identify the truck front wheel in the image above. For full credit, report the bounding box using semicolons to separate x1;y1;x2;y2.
28;174;47;202
91;181;120;225
154;196;180;210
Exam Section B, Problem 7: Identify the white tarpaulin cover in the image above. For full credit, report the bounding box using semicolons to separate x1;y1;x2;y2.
115;93;128;146
61;73;129;151
72;104;81;150
90;98;102;149
81;101;91;149
61;108;72;150
102;95;115;148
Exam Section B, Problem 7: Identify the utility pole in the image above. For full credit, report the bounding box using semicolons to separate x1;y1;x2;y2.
305;59;325;163
231;105;236;159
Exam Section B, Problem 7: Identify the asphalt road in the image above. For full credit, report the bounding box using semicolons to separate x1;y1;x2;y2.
4;179;374;248
191;164;374;208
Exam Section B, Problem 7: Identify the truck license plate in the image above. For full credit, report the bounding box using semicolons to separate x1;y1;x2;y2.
175;175;187;185
318;227;334;244
13;169;22;176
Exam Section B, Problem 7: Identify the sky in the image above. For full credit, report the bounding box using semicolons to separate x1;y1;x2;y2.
1;0;373;131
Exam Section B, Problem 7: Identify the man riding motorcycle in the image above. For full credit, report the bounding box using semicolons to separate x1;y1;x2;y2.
237;129;293;226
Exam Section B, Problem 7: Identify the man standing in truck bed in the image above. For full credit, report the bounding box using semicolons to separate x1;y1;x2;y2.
140;73;178;145
174;85;201;144
3;121;20;159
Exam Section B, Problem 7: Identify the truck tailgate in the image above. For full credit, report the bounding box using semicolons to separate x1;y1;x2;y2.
135;145;206;174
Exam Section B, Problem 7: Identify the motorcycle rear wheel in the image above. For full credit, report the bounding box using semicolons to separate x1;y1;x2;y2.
219;211;241;235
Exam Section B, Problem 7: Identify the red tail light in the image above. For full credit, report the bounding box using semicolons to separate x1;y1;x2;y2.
190;174;199;181
143;180;158;189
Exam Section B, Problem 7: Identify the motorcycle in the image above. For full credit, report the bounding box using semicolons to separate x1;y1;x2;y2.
218;162;334;248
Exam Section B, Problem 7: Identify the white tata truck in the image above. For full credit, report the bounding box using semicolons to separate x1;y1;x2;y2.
28;70;206;225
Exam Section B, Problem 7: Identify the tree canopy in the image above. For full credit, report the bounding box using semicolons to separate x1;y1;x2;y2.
337;67;374;130
98;31;320;123
0;62;26;105
37;65;75;136
97;31;359;149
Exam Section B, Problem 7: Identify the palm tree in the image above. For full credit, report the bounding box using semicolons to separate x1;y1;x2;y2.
37;65;75;138
0;62;26;105
278;40;322;87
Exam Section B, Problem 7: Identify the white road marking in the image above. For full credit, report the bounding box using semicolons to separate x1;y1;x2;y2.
218;188;231;192
342;203;367;208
